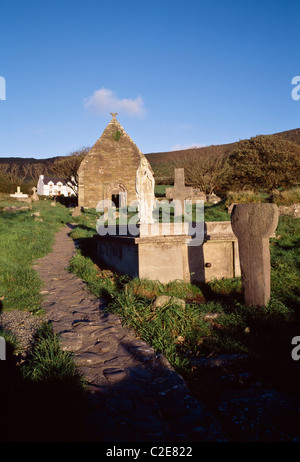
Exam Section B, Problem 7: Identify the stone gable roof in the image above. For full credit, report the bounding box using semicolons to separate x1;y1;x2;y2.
78;114;151;208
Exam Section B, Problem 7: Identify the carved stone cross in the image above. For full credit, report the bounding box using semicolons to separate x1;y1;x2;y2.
166;168;194;216
231;203;279;307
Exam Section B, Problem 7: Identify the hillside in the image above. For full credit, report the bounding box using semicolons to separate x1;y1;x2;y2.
0;127;299;171
0;156;60;167
145;128;300;164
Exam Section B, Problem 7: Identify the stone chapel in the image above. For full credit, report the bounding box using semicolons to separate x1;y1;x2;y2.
78;113;151;209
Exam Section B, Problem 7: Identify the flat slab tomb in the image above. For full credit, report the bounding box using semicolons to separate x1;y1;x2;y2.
96;221;244;284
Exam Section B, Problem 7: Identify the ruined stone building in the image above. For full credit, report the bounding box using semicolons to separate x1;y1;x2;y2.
78;113;151;209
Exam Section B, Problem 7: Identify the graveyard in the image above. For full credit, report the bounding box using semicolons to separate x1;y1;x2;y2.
2;0;300;447
0;141;299;441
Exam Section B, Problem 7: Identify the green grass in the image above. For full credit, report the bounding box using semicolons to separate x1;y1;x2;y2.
1;196;299;439
155;184;171;197
203;201;230;221
0;199;71;312
68;206;300;392
22;322;86;387
0;322;88;442
0;200;88;441
0;327;19;354
270;215;300;311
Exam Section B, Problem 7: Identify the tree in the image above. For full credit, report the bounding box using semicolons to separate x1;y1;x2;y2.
226;135;300;192
174;146;228;195
51;147;89;195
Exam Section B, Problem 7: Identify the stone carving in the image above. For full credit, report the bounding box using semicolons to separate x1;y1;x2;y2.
166;169;194;217
136;158;156;224
231;203;278;307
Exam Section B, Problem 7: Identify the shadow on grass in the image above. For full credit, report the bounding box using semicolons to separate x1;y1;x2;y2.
194;280;244;307
0;325;89;442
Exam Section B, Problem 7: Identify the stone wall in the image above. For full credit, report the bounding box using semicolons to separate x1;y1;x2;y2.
78;115;149;209
96;221;241;284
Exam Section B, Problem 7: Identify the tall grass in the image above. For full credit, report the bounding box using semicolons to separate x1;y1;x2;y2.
271;187;300;206
0;199;71;312
22;322;86;388
68;208;300;380
0;202;88;441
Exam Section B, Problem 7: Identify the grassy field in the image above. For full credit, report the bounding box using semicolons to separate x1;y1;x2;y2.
0;198;72;312
69;205;300;397
1;194;299;440
0;197;87;441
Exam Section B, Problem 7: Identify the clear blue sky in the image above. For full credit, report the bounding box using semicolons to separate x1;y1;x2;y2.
0;0;299;159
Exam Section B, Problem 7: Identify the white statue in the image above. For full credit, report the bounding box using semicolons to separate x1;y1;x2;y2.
136;158;155;224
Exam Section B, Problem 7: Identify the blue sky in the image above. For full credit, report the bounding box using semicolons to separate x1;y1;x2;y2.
0;0;299;159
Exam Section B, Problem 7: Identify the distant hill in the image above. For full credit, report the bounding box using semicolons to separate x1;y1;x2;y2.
0;156;60;167
145;128;300;163
0;127;299;169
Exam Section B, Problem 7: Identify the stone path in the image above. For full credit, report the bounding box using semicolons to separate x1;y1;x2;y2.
33;224;225;442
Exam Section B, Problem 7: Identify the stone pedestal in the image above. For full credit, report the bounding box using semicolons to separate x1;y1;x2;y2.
231;203;279;307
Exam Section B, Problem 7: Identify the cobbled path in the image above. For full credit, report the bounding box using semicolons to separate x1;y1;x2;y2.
33;224;225;442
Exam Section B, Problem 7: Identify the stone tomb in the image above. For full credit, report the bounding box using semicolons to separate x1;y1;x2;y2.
96;221;241;284
10;186;29;200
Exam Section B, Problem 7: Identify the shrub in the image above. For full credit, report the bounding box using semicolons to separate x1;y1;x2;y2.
226;135;300;192
271;188;300;206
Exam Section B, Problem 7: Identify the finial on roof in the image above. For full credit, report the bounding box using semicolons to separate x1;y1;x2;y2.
110;112;118;120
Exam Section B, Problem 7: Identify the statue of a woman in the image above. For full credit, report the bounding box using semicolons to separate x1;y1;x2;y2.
136;158;155;224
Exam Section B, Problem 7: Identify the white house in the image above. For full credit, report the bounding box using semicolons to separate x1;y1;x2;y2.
37;175;76;197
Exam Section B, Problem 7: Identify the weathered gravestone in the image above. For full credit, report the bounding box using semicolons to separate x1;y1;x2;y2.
31;186;39;201
165;168;194;216
10;186;29;200
231;203;278;306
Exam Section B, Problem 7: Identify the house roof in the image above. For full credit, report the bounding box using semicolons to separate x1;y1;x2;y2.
43;176;67;185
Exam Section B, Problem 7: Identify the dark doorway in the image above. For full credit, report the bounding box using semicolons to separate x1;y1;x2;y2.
112;194;120;208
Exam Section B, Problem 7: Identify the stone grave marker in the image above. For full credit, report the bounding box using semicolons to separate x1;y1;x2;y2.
231;203;278;306
31;186;39;201
165;168;194;216
10;186;29;199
